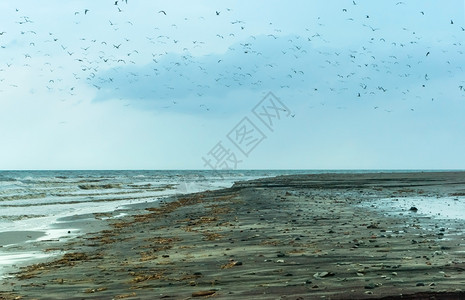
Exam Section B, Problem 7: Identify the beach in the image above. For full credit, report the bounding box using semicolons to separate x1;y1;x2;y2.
0;170;298;278
1;172;465;299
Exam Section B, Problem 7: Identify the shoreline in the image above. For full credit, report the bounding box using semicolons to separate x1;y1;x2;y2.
1;171;465;299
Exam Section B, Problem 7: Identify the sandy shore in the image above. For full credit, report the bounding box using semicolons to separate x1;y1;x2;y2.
1;172;465;299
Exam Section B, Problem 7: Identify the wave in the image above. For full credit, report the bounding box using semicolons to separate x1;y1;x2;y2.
0;194;160;207
0;193;47;202
0;176;17;182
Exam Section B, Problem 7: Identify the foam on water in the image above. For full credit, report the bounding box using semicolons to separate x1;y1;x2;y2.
0;252;54;279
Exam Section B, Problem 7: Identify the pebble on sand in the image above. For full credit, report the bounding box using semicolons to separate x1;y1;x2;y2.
192;290;217;297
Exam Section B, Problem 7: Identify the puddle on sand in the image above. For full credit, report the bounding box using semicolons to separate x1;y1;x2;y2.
361;196;465;221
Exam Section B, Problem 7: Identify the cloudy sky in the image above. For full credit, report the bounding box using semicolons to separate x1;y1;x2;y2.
0;0;464;170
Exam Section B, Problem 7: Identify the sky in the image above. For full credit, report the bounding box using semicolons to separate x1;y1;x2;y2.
0;0;464;170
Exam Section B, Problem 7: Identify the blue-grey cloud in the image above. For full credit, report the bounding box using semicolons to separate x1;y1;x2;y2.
90;30;465;114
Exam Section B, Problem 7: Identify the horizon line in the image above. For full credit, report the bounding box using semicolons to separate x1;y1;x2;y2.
1;169;465;172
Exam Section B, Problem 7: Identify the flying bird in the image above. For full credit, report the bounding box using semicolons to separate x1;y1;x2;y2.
158;10;167;15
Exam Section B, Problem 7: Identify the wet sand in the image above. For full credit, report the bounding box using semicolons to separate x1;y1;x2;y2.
1;172;465;299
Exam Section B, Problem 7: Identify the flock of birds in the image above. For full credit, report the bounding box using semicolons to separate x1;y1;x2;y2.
0;1;464;115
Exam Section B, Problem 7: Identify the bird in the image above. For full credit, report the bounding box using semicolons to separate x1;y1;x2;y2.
158;10;167;15
426;51;430;56
363;24;379;31
84;9;89;15
216;11;220;15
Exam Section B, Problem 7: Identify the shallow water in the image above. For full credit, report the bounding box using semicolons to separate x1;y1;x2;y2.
362;196;465;220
